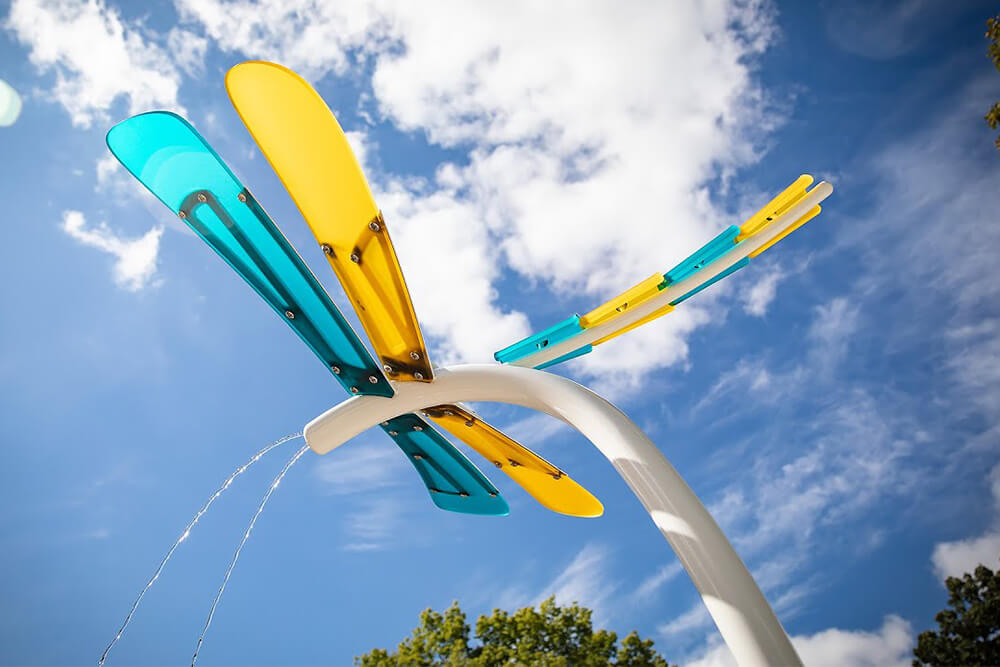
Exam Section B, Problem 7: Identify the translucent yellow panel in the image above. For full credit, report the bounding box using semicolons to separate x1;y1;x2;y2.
736;174;814;242
591;303;674;346
424;405;604;518
226;61;433;382
749;205;821;258
579;274;664;329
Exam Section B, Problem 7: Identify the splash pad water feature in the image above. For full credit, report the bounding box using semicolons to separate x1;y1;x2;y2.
102;61;833;666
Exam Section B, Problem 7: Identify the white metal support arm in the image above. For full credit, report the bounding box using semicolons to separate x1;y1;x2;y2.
304;364;802;667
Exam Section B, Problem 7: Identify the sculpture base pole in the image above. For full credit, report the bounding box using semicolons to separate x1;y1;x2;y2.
304;364;801;667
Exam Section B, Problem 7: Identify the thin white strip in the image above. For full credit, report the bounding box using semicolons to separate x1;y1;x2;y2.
511;182;833;369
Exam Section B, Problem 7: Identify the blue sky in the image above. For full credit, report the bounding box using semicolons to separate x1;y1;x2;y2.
1;1;999;665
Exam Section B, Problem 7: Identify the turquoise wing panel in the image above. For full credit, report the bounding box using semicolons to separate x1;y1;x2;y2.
494;315;584;364
381;414;510;516
106;111;392;397
669;257;750;305
661;225;740;286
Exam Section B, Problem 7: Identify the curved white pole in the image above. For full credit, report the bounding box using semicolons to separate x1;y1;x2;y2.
304;364;801;667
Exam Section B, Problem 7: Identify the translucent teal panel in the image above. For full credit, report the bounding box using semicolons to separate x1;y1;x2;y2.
669;257;750;306
494;315;584;364
106;111;391;398
534;344;592;370
381;414;509;516
661;225;741;287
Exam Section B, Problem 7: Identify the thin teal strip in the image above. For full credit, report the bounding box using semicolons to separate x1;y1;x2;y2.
494;315;583;364
669;257;750;306
535;344;593;370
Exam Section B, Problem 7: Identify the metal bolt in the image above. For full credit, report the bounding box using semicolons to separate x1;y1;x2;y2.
320;243;333;256
197;193;207;203
459;492;469;498
380;421;389;427
413;453;423;460
489;492;497;497
493;460;502;468
413;425;423;431
350;386;359;394
508;459;520;467
178;210;187;219
368;220;381;232
284;310;295;319
413;371;424;380
551;472;562;480
429;488;439;494
383;364;395;374
465;420;474;427
238;192;247;203
368;375;379;384
331;365;341;375
388;430;398;436
409;351;421;361
350;252;360;263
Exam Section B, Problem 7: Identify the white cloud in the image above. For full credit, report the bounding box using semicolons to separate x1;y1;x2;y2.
173;0;783;384
659;601;710;638
743;265;784;316
312;441;407;495
632;562;684;602
5;0;184;127
61;210;163;291
688;615;913;667
931;463;1000;580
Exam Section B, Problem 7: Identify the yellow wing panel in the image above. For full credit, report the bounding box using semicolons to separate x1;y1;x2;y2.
592;303;674;346
425;405;604;518
736;174;814;242
226;61;433;381
579;274;664;329
749;205;821;258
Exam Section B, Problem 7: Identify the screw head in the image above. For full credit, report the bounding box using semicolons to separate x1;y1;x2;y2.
413;371;424;380
383;364;395;374
331;365;341;375
350;386;359;394
508;459;520;467
238;192;248;203
429;488;439;494
493;460;502;468
459;492;469;498
444;410;454;416
284;310;295;320
350;252;360;263
320;243;333;255
464;420;474;427
388;430;398;436
368;220;380;232
380;421;389;427
178;210;187;219
413;454;423;460
197;193;207;203
413;425;423;431
368;375;379;384
551;472;562;480
489;492;497;497
409;351;421;361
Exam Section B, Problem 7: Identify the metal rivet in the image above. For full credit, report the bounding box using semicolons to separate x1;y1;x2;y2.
284;310;295;320
444;410;454;416
197;193;207;203
413;453;423;460
508;459;520;467
383;364;395;374
493;460;502;468
238;192;247;203
413;425;423;431
429;488;439;494
350;386;359;394
350;252;360;263
409;351;421;361
321;243;333;256
465;420;474;427
368;220;380;232
413;371;424;380
331;365;341;375
178;210;187;219
459;492;469;498
388;430;398;436
368;375;379;384
551;473;562;480
489;492;497;497
380;421;389;427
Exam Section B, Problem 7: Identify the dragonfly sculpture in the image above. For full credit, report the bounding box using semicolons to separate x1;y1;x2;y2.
107;61;832;667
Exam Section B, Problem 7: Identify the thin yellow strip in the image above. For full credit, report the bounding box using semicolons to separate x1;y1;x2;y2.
579;274;664;329
737;174;814;242
749;205;822;258
592;303;674;346
425;405;604;518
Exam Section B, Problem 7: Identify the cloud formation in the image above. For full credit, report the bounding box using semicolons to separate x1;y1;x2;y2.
0;77;22;126
932;463;1000;580
61;210;163;291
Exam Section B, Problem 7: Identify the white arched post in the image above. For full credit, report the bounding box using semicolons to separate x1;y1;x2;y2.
304;364;801;667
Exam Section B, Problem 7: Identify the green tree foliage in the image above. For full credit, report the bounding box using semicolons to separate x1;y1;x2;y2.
986;14;1000;151
912;562;1000;666
356;597;674;666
